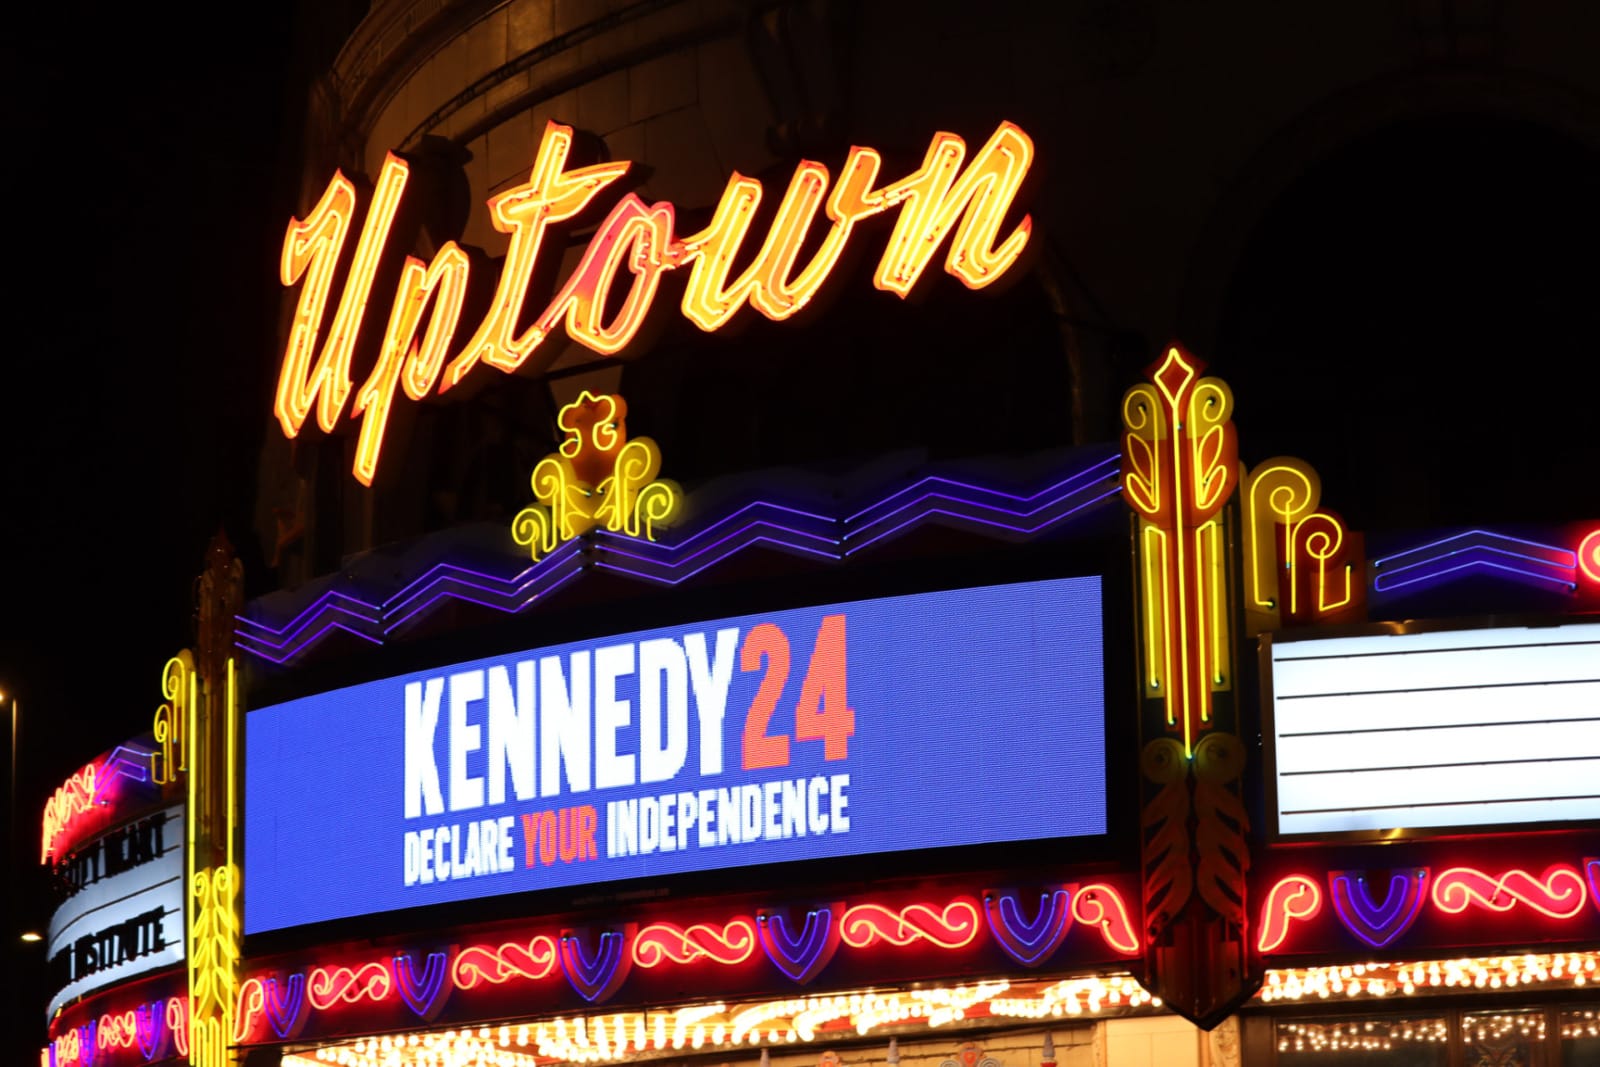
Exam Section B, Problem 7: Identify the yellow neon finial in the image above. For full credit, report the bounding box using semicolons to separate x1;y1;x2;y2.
513;392;682;559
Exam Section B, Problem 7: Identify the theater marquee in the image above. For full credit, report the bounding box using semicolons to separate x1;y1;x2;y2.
244;575;1107;934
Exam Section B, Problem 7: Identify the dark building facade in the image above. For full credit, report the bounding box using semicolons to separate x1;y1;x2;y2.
36;3;1600;1066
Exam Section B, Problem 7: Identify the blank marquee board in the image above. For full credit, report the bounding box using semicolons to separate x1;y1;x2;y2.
1266;620;1600;837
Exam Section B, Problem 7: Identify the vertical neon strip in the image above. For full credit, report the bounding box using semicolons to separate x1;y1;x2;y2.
226;659;236;873
1142;526;1171;703
184;658;198;1061
1205;519;1226;687
1164;381;1194;755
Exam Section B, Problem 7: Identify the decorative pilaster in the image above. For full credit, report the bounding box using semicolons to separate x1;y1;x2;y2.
1120;346;1254;1027
186;533;245;1067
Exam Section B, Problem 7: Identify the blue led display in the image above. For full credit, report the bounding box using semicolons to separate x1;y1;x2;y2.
243;576;1106;934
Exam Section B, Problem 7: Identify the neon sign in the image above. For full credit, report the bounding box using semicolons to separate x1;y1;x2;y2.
277;120;1036;485
1256;875;1321;954
1255;861;1600;956
513;391;682;560
1432;865;1588;920
227;883;1140;1042
42;747;154;864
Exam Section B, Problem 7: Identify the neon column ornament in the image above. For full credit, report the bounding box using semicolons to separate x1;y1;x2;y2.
153;650;193;787
186;532;245;1067
1241;456;1363;632
1121;346;1254;1028
512;391;683;559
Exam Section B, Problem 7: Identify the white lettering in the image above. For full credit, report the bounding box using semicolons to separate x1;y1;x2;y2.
593;643;636;789
404;678;445;818
640;797;660;853
448;670;486;812
686;629;738;775
540;652;592;795
807;776;828;834
486;662;536;804
640;638;688;783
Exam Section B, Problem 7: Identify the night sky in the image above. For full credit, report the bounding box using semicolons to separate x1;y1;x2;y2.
3;4;1598;1057
2;6;300;1047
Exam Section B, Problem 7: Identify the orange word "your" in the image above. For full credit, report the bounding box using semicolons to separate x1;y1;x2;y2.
276;120;1036;484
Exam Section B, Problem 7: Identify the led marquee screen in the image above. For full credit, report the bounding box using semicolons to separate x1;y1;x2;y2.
1267;619;1600;837
244;576;1106;934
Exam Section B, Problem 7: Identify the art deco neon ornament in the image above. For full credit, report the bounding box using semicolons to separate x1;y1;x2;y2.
512;391;682;559
277;120;1036;485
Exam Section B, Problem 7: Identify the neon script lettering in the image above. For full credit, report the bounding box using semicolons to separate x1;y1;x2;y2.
277;120;1036;484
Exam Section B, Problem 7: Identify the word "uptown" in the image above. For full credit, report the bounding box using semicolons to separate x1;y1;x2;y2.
277;120;1036;485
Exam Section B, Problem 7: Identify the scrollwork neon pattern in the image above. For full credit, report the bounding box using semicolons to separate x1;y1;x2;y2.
231;978;265;1044
306;962;394;1010
187;864;239;1067
838;900;981;950
633;920;758;968
1070;885;1139;955
1579;528;1600;584
1431;865;1588;919
452;936;560;989
97;1010;139;1050
166;997;189;1058
1241;456;1361;631
1256;876;1323;953
514;392;681;559
153;651;193;787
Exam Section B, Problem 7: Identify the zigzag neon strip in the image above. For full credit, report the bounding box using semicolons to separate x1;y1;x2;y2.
632;920;757;967
41;746;154;862
452;936;559;989
235;450;1120;663
1431;865;1587;919
838;900;981;949
1372;529;1577;594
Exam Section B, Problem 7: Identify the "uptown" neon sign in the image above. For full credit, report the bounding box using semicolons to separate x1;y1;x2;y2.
276;120;1037;485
